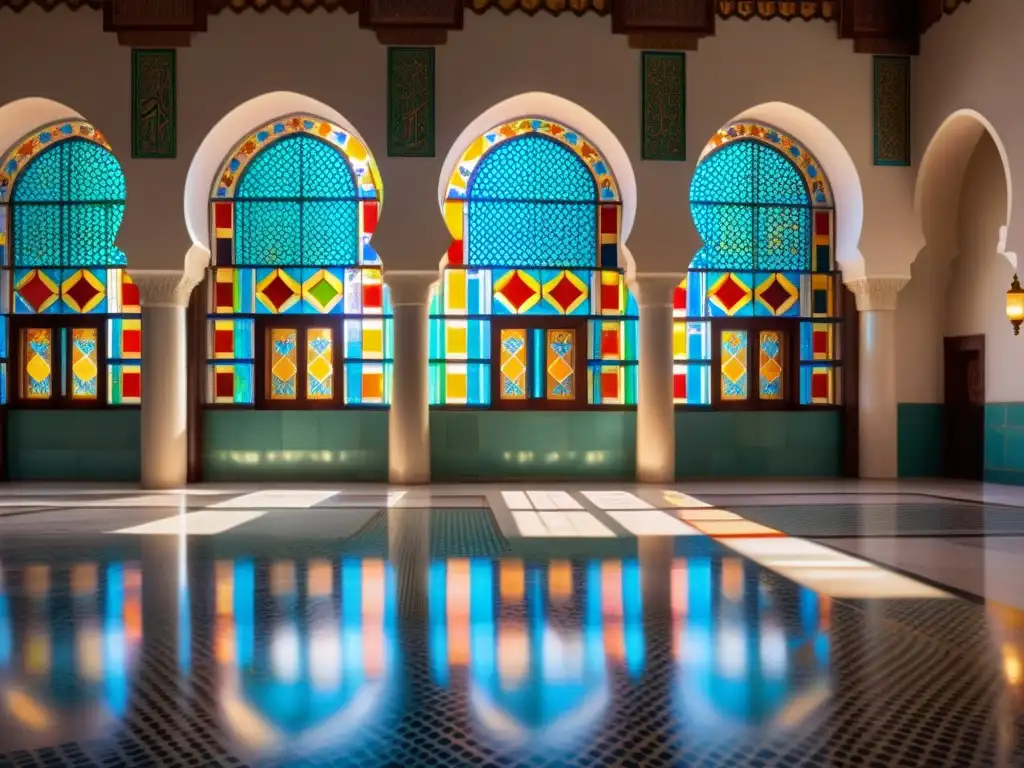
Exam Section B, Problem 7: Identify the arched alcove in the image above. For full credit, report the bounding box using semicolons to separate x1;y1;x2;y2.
0;103;141;481
430;105;639;481
195;111;391;482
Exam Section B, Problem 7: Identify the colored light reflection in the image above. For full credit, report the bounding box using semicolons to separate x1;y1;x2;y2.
213;557;398;758
673;556;833;731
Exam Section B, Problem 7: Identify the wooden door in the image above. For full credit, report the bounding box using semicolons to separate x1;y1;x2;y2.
943;335;985;480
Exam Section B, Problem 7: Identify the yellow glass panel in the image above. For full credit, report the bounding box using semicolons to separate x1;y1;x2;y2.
445;365;468;403
672;320;687;359
269;328;298;400
445;321;468;357
499;328;527;400
22;328;53;400
758;330;784;401
546;329;576;400
444;200;464;240
444;268;468;314
306;327;334;400
720;330;748;401
71;327;99;401
362;320;384;359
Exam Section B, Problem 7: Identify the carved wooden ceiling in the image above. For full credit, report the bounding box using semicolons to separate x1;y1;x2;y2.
0;0;975;52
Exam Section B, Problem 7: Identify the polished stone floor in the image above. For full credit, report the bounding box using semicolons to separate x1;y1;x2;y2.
1;481;1023;766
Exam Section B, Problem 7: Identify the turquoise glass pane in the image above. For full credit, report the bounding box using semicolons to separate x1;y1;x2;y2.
690;203;754;271
69;205;124;266
235;201;301;265
468;135;595;202
235;364;254;404
12;205;62;267
301;200;358;266
67;140;126;201
12;145;66;201
236;136;302;199
11;139;125;268
467;200;595;268
755;144;808;205
757;206;811;271
690;141;753;205
300;136;357;198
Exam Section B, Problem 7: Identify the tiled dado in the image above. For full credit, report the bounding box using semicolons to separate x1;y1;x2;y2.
984;403;1024;485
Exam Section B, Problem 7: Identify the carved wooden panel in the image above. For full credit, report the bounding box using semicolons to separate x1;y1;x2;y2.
387;47;435;157
613;0;714;35
873;55;910;166
641;51;686;161
360;0;462;28
132;49;177;158
839;0;918;53
104;0;206;31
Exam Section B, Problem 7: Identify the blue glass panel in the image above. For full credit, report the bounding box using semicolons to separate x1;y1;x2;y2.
800;321;813;360
467;319;488;359
0;316;6;357
800;364;812;405
755;143;809;206
691;203;754;271
467;200;595;268
234;363;254;404
467;363;489;405
428;318;443;358
235;201;301;265
683;362;711;405
466;270;491;314
757;206;811;271
690;141;753;205
0;362;6;406
301;200;359;266
468;135;595;202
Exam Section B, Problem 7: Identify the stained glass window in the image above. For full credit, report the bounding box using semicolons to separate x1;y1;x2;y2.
0;121;141;407
431;119;637;408
675;122;842;407
206;117;391;407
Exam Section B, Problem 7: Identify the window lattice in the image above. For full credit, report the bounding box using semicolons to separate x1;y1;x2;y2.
468;135;596;202
234;134;360;266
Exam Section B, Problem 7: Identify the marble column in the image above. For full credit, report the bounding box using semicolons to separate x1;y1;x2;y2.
635;275;679;484
134;270;200;490
846;276;908;479
387;271;436;485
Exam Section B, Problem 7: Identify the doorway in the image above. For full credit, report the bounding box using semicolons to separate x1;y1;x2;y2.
943;335;985;480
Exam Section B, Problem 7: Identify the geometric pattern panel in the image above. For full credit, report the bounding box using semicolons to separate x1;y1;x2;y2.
428;267;638;407
545;328;575;399
720;329;748;401
499;327;527;400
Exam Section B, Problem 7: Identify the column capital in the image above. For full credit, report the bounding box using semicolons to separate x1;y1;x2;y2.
632;273;682;308
845;276;909;312
133;269;201;309
385;270;437;307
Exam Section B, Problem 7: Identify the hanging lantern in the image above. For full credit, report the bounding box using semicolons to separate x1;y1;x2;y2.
1008;274;1024;336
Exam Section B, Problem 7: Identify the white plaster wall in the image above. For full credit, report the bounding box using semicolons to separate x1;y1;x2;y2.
0;9;911;279
945;133;1021;403
917;0;1019;264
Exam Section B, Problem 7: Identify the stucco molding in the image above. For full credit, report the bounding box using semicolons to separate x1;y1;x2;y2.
845;276;908;312
632;273;679;308
134;269;202;308
386;270;437;306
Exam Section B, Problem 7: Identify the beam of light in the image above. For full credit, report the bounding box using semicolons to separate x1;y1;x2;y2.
0;561;9;669
5;688;52;732
103;563;128;717
110;509;266;535
209;490;337;508
607;510;701;536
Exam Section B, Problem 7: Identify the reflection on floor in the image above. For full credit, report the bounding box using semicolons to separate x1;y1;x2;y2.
0;480;1022;766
